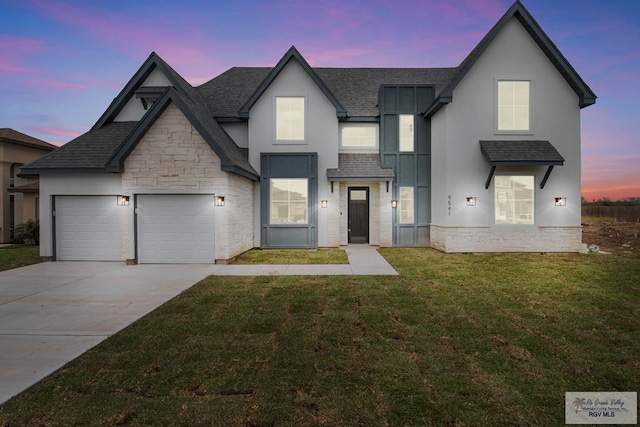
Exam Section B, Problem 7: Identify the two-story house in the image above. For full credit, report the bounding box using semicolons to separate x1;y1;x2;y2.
22;1;596;263
1;128;57;243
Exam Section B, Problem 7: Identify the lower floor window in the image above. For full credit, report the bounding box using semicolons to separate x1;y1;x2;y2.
270;178;308;224
398;186;414;224
495;175;534;224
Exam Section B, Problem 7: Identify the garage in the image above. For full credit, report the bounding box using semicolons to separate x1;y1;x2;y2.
137;194;216;264
55;196;124;261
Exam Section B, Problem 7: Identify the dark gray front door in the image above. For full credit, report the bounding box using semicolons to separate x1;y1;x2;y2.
348;187;369;244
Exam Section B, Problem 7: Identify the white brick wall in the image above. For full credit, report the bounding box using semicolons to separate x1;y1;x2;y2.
122;103;255;261
430;225;582;252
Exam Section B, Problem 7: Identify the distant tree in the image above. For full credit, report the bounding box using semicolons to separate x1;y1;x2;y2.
582;197;640;206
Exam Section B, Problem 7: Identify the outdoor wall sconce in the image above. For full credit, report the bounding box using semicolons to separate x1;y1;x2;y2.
215;195;225;206
321;200;328;208
117;195;130;206
391;199;398;208
555;197;566;206
466;196;476;206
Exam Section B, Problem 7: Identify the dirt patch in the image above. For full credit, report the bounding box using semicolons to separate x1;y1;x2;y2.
582;221;640;257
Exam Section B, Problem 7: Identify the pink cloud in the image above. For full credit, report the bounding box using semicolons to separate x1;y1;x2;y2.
28;78;107;91
25;125;83;146
582;152;640;200
0;36;43;75
28;0;226;82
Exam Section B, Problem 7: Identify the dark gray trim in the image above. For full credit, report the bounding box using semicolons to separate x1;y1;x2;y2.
133;194;138;264
238;46;347;119
260;153;318;249
342;116;379;122
424;0;596;118
540;165;554;189
92;52;194;130
18;167;118;175
327;177;393;182
104;88;259;181
51;195;57;261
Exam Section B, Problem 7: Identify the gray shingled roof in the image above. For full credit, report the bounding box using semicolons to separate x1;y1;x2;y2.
23;122;137;172
196;67;457;118
327;154;395;181
479;140;564;165
0;128;57;151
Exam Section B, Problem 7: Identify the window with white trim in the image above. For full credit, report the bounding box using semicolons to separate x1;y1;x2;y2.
495;175;534;224
276;97;305;141
498;81;530;131
270;178;308;224
399;114;414;152
398;186;414;224
340;124;377;149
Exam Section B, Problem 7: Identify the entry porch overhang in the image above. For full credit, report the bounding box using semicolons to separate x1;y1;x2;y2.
326;153;394;192
480;140;564;189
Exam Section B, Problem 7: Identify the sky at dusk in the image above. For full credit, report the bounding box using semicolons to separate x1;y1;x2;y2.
1;0;638;200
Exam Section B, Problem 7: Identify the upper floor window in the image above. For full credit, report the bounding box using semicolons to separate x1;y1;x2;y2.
399;114;414;152
495;175;534;225
498;81;530;132
276;97;305;141
340;124;377;150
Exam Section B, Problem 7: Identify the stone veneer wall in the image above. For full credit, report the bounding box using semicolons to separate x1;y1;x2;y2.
430;225;582;253
122;103;254;261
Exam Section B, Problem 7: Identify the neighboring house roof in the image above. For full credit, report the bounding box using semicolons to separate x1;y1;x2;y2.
238;46;347;119
425;0;597;117
8;182;39;194
0;128;57;151
327;154;395;181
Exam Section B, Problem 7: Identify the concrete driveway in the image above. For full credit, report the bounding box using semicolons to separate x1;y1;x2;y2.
0;261;220;405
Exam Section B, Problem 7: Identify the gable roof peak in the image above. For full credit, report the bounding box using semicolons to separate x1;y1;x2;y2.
424;0;596;117
238;46;347;119
91;51;198;131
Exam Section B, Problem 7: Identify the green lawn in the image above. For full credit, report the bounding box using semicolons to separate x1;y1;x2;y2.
232;248;348;264
0;245;41;272
1;249;638;426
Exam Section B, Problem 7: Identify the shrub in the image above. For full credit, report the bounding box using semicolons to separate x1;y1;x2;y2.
13;220;39;245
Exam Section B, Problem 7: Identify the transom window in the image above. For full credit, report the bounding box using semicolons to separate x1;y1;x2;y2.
495;175;534;224
398;186;414;224
340;125;377;149
270;178;308;224
276;97;305;141
399;115;414;152
498;81;530;131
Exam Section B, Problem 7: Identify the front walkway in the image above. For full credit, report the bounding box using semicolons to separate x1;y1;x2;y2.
211;245;398;276
0;246;396;405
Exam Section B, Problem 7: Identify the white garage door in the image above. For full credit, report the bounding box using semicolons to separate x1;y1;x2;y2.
56;196;124;261
137;195;215;264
